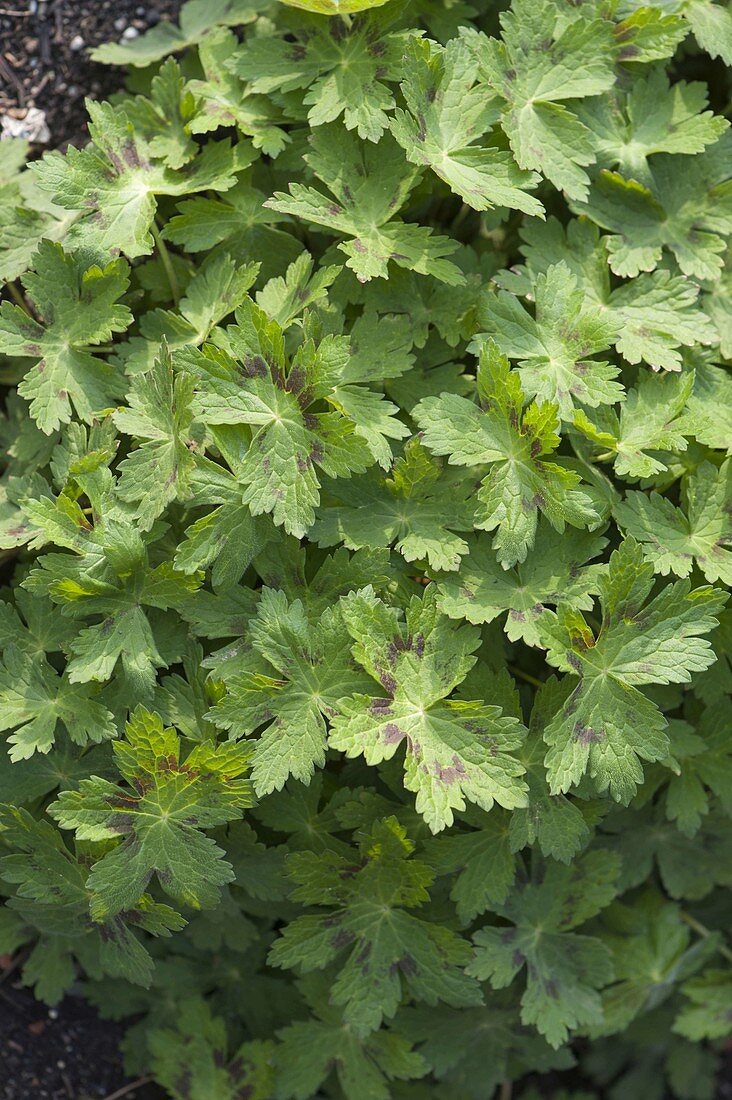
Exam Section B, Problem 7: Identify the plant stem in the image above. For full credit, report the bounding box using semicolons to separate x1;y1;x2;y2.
100;1076;154;1100
152;220;180;306
508;664;544;689
6;281;31;314
451;202;470;232
680;911;732;963
499;1081;513;1100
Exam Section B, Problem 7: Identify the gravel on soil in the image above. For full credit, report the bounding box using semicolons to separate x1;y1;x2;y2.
0;0;182;151
0;962;163;1100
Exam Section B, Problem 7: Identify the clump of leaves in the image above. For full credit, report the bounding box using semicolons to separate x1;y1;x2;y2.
0;0;730;1098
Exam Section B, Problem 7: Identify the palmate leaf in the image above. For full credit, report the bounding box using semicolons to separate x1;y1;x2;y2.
266;126;463;283
436;525;607;646
615;459;732;585
275;974;427;1100
49;707;254;919
573;369;696;480
414;343;599;567
573;130;732;280
0;646;115;762
32;100;245;259
504;216;717;371
538;538;727;803
233;6;407;143
188;28;289;156
0;241;130;434
114;252;259;374
269;817;482;1033
148;999;274;1100
177;301;385;537
113;341;198;531
210;589;373;795
390;36;542;215
399;997;572;1100
578;68;728;184
474;261;623;419
465;0;617;199
20;478;202;697
468;851;619;1048
675;969;732;1040
588;892;704;1036
0;805;185;999
329;586;528;833
643;707;732;836
90;0;261;65
313;438;475;572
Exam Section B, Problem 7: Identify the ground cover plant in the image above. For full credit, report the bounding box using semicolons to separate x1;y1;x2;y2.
0;0;731;1096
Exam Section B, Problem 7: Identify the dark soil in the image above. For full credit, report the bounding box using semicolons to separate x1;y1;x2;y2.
0;0;182;151
0;969;163;1100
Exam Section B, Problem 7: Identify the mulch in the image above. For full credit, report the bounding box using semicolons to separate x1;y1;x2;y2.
0;969;164;1100
0;0;182;151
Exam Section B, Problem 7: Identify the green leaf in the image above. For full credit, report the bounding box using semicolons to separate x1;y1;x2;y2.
188;27;289;156
508;216;717;371
266;127;463;283
615;460;731;585
269;817;482;1032
0;646;116;762
313;438;474;572
234;7;407;142
573;132;732;280
436;526;607;646
573;370;696;480
32;100;245;259
274;974;427;1100
578;69;728;184
113;341;198;530
467;0;617;198
474;262;623;419
468;851;619;1047
49;707;253;919
0;241;130;434
329;587;528;832
414;342;600;566
90;0;260;66
178;299;377;536
538;538;728;802
211;589;372;795
149;998;275;1100
675;969;732;1040
390;36;542;214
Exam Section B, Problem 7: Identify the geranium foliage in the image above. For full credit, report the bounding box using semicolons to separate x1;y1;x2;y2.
0;0;730;1097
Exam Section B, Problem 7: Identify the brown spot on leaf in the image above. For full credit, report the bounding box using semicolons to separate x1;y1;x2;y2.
383;723;406;745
